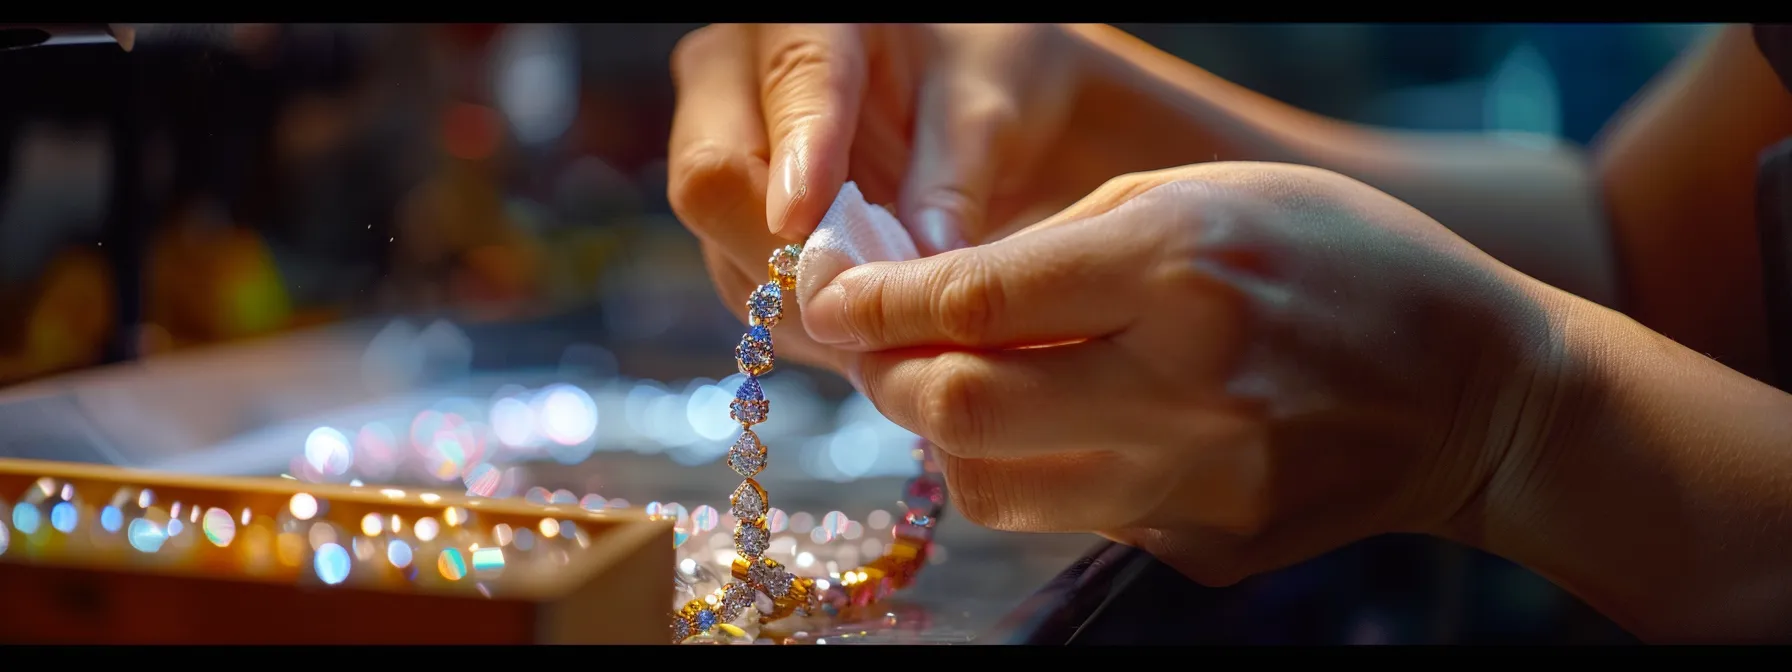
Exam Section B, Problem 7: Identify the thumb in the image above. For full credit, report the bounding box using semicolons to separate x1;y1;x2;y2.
755;24;867;239
898;69;1018;256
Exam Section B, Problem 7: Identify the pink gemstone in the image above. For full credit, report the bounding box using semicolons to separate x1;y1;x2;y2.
902;474;944;514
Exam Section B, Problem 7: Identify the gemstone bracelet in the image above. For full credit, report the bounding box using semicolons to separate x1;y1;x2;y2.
670;243;949;643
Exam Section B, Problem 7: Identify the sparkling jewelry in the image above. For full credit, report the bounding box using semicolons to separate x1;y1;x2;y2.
670;242;949;643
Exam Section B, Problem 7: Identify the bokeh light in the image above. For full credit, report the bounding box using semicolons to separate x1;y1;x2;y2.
490;397;536;447
315;542;351;585
289;494;318;520
388;539;414;568
49;502;77;533
539;384;598;449
12;504;40;535
203;508;236;547
304;427;355;478
415;517;439;542
438;548;467;580
127;518;165;553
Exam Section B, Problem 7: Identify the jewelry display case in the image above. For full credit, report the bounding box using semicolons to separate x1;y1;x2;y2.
0;458;672;644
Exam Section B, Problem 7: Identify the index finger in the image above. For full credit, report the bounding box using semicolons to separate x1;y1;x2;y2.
756;24;867;239
668;24;786;269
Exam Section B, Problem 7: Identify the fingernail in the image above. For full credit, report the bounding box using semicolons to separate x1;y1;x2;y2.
802;283;857;346
916;207;966;255
766;149;800;236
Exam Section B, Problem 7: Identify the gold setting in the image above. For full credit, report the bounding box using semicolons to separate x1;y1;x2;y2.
671;240;951;643
746;284;784;328
728;479;768;522
726;430;767;478
768;244;800;293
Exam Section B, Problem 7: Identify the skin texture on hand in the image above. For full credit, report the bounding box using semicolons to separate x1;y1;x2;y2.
802;162;1555;586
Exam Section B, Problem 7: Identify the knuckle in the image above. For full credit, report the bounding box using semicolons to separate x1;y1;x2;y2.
760;38;838;108
1098;170;1170;202
921;354;994;456
931;257;1003;345
1095;171;1146;196
1145;224;1211;293
911;185;985;230
959;92;1022;134
667;142;754;228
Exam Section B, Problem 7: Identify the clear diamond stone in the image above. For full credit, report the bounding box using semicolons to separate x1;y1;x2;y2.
671;616;691;642
717;582;754;623
749;560;793;597
728;431;767;477
735;523;769;558
731;480;767;521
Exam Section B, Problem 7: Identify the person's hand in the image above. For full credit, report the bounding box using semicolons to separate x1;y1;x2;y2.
666;23;1094;372
800;161;1564;586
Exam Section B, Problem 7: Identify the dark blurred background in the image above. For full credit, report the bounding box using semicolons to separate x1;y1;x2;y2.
0;23;1702;644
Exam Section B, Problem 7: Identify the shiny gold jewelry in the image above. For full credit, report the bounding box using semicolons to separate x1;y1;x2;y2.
671;242;951;644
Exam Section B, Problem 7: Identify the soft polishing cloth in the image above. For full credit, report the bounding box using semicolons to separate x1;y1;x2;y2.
795;182;921;309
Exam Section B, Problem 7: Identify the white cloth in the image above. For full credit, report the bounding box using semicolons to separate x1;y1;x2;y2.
794;182;920;308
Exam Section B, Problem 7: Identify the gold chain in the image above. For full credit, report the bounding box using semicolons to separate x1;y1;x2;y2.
670;242;949;643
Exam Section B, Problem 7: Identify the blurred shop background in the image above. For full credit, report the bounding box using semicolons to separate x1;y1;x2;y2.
0;23;1700;644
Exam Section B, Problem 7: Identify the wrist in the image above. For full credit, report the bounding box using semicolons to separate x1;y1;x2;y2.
1437;283;1792;641
1433;279;1596;548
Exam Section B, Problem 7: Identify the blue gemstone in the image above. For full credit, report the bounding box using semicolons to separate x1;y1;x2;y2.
736;326;774;373
731;376;768;425
695;608;717;630
735;377;763;402
748;283;783;325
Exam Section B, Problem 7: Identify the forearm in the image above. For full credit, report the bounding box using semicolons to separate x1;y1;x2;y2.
1059;24;1618;307
1463;288;1792;642
1589;24;1787;381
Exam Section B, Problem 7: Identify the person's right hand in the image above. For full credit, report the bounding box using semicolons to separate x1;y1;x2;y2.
798;161;1567;588
666;24;1098;373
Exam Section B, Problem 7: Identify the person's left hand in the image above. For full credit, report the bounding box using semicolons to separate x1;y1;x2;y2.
799;161;1565;585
